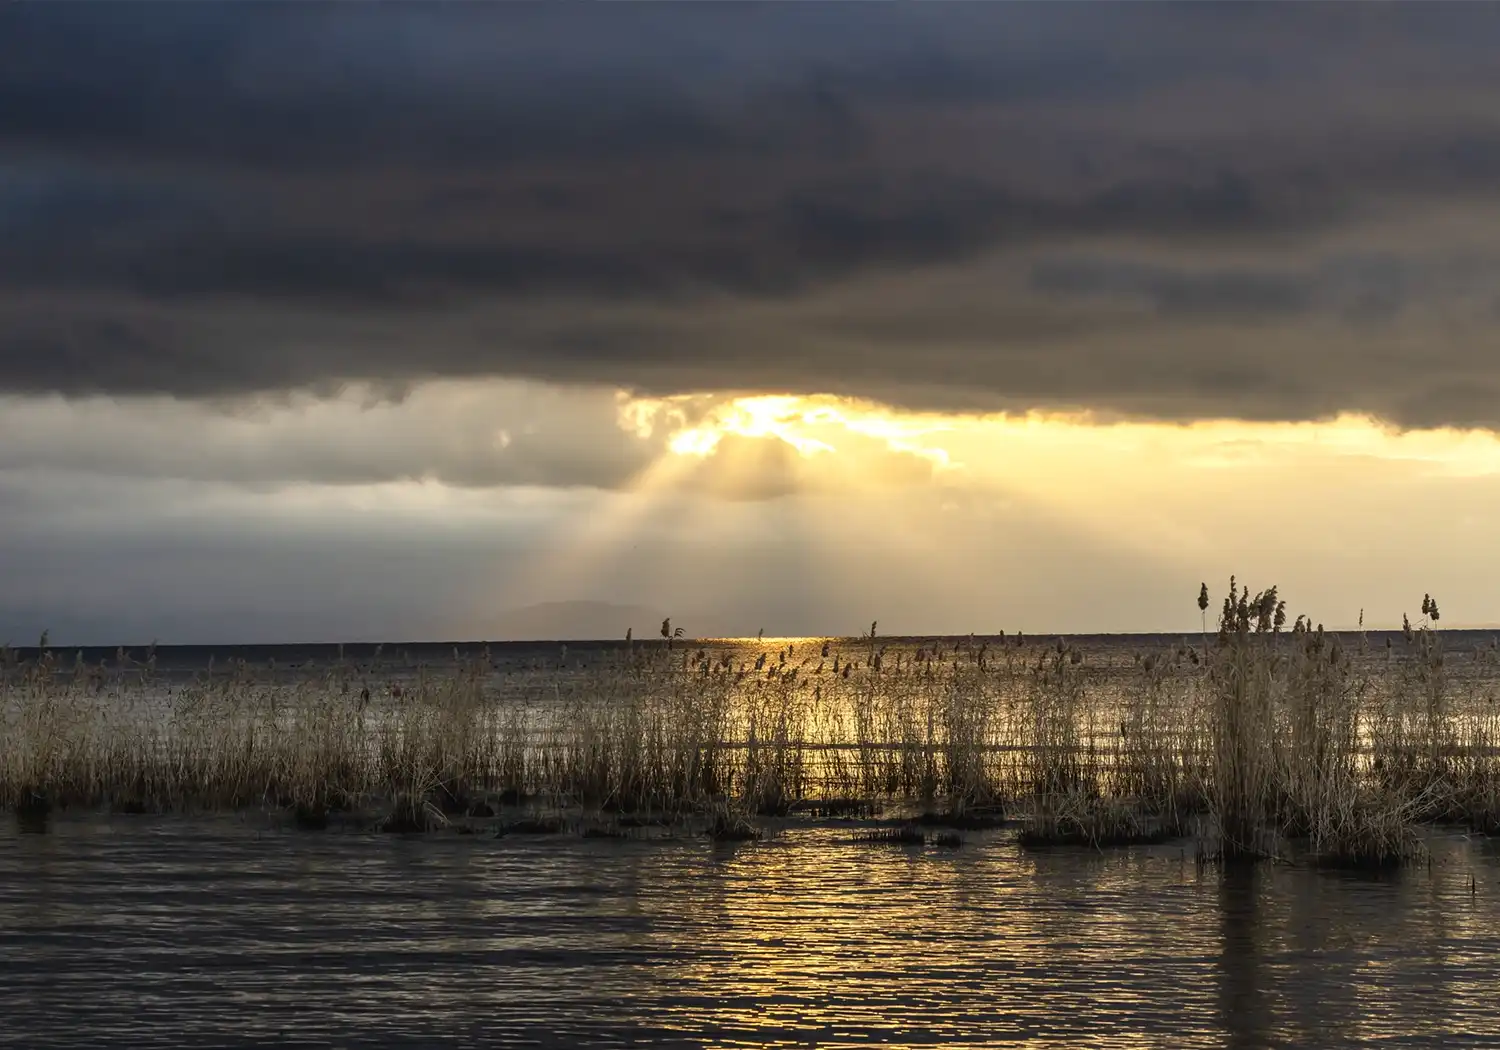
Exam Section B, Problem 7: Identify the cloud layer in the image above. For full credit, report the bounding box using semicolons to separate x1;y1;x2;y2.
14;7;1500;643
6;6;1500;425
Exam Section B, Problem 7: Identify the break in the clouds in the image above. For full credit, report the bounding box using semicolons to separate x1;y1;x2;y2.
6;5;1500;426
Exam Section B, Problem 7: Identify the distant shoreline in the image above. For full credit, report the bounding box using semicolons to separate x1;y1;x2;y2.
7;626;1500;666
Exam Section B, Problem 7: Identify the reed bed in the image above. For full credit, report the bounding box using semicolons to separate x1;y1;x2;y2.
3;585;1497;867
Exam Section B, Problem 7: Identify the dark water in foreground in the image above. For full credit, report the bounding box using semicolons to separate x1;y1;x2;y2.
4;819;1500;1048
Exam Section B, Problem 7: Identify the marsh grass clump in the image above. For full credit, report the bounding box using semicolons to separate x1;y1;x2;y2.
433;784;476;817
1456;750;1500;835
932;831;963;849
793;798;882;820
916;807;1006;830
292;801;330;831
15;787;50;833
708;812;762;842
854;824;926;846
582;825;630;840
380;795;448;834
15;787;50;821
1017;795;1171;849
1308;797;1427;870
503;816;566;835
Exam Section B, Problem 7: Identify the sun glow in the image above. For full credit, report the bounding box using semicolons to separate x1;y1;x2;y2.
605;393;1500;572
624;393;958;467
627;394;1500;475
667;396;838;458
511;387;1500;635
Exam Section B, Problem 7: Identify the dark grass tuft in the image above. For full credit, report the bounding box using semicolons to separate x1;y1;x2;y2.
916;808;1006;830
750;792;795;818
292;802;329;830
1307;814;1426;871
434;789;472;817
379;812;428;833
854;824;926;846
1308;847;1413;872
708;814;762;842
616;814;673;829
793;798;882;820
1018;824;1171;849
1018;807;1172;850
1194;834;1278;868
379;797;447;833
434;784;498;818
932;831;963;849
15;789;49;833
1461;794;1500;836
503;817;566;836
582;826;630;840
15;789;50;820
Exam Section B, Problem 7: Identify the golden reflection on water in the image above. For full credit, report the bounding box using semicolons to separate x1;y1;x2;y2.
3;820;1500;1047
601;832;1227;1046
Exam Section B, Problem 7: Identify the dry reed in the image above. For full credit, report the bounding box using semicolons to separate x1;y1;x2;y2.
1;585;1486;866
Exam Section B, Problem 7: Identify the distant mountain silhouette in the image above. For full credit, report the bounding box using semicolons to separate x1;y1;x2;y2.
489;601;674;641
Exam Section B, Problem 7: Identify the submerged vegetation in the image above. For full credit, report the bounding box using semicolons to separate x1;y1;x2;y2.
2;581;1495;868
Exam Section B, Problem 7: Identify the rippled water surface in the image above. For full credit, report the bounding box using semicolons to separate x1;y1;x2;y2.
4;817;1500;1048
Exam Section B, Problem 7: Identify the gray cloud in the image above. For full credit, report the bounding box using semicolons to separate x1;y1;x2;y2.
0;378;949;504
6;6;1500;428
0;382;659;491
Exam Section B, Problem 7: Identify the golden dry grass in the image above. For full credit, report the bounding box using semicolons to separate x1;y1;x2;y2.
2;585;1494;867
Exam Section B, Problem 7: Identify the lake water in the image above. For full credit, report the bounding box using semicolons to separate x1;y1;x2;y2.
4;815;1500;1048
7;633;1500;1047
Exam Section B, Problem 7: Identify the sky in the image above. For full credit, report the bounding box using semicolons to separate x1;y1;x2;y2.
7;4;1500;643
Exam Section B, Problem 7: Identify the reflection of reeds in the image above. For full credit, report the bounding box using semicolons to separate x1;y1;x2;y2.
0;591;1487;863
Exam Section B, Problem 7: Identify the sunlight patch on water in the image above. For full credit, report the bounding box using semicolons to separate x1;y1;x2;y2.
2;818;1499;1047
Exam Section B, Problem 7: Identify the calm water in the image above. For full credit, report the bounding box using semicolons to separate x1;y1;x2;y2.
8;633;1500;1047
4;816;1500;1048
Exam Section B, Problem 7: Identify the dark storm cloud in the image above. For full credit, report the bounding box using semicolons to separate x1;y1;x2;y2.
1023;252;1470;322
7;5;1500;426
1029;259;1314;318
